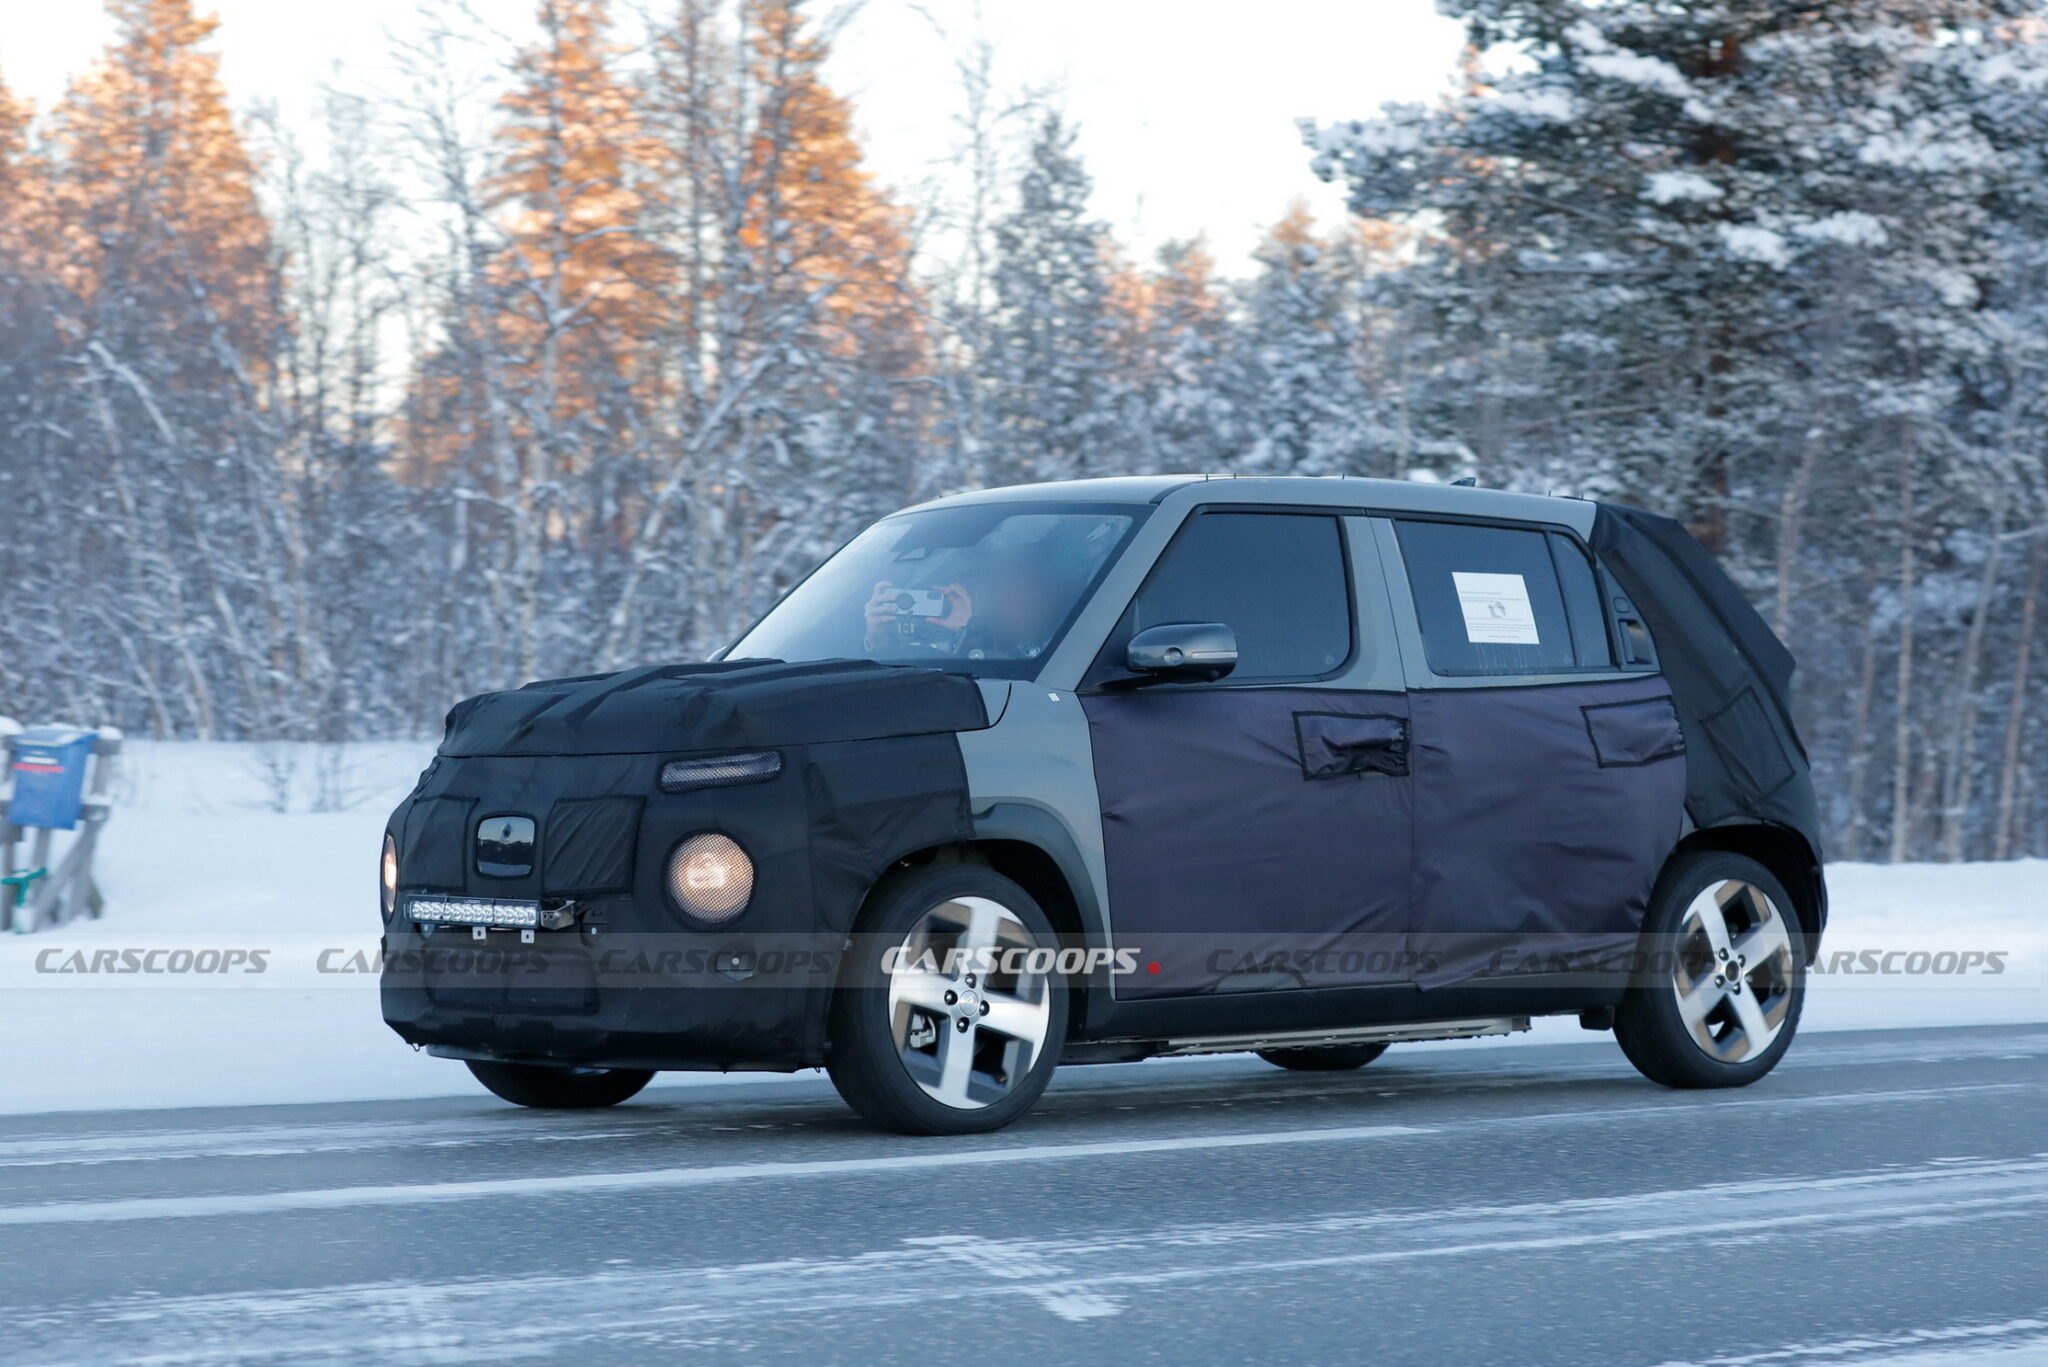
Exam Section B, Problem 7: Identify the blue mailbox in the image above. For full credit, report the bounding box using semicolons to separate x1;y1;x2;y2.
7;726;98;831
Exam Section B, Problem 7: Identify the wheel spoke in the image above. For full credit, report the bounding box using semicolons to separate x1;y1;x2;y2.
956;897;1008;953
1728;987;1772;1051
1688;885;1736;959
888;966;955;1015
1676;976;1726;1030
932;1022;976;1106
979;993;1048;1043
1732;913;1792;967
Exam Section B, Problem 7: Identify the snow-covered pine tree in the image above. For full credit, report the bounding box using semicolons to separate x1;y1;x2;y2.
1235;202;1377;477
1314;2;2015;524
0;74;42;236
1138;237;1247;474
1308;0;2047;858
730;0;929;598
982;114;1123;485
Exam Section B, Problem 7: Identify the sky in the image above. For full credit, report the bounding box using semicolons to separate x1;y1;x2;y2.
0;0;1467;270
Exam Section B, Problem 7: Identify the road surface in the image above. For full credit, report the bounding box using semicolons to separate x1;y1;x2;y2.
4;1023;2047;1365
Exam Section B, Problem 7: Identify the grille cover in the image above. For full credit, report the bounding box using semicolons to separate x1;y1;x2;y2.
542;796;644;895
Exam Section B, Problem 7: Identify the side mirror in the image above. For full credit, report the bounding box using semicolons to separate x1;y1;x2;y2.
1125;623;1237;683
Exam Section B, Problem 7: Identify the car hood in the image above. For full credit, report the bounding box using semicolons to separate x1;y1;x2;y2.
436;658;993;758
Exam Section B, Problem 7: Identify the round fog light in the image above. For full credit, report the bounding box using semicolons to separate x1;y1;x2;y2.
380;834;399;921
667;833;753;923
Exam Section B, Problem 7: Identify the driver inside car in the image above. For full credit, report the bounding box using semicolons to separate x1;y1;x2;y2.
862;547;1068;662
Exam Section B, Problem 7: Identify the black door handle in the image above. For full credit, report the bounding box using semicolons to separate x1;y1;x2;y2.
1295;713;1410;779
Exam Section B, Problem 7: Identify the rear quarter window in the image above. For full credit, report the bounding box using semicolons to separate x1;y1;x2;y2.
1394;520;1614;677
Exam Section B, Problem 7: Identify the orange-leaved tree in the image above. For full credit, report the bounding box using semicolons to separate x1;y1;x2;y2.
54;0;281;388
740;0;920;377
46;0;297;741
595;0;928;664
489;0;667;432
0;73;48;249
403;0;669;685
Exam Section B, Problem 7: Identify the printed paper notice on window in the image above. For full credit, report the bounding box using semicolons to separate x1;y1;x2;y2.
1451;572;1541;645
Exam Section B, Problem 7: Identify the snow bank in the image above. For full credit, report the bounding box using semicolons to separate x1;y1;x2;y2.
2;741;473;1113
1;742;2040;1115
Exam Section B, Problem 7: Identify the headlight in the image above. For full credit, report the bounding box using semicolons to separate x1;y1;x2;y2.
659;750;782;793
380;834;399;921
666;833;753;923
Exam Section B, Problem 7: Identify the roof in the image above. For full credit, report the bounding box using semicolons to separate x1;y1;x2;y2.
904;474;1596;535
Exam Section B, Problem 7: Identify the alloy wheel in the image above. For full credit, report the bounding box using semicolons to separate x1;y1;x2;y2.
884;895;1054;1110
1670;879;1797;1063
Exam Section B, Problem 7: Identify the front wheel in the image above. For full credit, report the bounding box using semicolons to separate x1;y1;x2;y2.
828;864;1068;1135
465;1060;654;1109
1614;851;1807;1089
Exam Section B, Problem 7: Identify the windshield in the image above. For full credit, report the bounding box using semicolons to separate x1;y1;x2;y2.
728;503;1142;679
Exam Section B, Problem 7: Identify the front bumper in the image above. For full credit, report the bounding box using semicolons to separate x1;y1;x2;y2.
378;919;843;1071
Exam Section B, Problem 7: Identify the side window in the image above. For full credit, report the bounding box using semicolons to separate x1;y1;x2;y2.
1550;533;1615;668
1113;512;1352;682
1394;520;1613;677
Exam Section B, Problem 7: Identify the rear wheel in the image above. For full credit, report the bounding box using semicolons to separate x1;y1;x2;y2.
465;1060;654;1109
828;864;1067;1135
1614;851;1806;1089
1256;1043;1389;1072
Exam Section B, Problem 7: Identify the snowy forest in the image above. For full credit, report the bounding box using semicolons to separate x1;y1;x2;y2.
2;0;2047;864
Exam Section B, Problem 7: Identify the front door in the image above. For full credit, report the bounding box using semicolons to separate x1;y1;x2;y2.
1079;511;1415;1000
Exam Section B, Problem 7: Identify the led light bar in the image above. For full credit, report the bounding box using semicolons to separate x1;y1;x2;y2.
407;896;541;930
659;750;783;794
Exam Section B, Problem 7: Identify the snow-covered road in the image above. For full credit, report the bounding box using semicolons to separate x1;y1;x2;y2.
4;1025;2047;1365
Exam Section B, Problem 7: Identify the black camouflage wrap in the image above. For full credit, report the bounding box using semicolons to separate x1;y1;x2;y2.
1083;688;1416;999
1083;676;1688;997
1403;675;1687;987
380;660;986;1070
1590;504;1826;875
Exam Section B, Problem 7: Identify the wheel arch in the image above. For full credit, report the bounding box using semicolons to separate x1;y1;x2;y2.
866;803;1108;1036
1670;821;1827;955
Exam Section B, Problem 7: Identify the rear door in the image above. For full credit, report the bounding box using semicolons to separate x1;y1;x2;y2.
1375;515;1688;989
1079;509;1415;999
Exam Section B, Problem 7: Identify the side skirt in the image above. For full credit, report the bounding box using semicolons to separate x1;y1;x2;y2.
1065;1014;1529;1065
1079;972;1625;1046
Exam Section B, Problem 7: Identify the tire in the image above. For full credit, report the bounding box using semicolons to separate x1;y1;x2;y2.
465;1060;654;1109
828;864;1069;1135
1614;851;1807;1089
1256;1043;1389;1072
